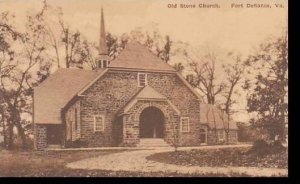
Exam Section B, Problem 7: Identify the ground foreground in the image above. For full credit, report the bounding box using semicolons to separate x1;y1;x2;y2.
147;147;287;169
0;145;288;177
0;149;128;177
66;145;287;177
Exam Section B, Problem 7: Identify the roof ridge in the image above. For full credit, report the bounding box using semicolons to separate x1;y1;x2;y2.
109;42;176;71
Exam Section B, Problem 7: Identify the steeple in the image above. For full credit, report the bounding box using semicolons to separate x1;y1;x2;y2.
96;6;110;69
99;7;108;55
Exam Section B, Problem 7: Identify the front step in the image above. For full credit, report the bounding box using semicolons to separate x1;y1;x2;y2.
137;138;170;147
47;144;62;149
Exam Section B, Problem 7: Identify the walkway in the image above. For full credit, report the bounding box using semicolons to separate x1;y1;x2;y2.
66;144;287;177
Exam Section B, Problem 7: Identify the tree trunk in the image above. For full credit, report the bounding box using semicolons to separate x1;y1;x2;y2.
3;120;7;149
15;121;27;149
7;122;14;150
1;112;8;149
11;109;27;149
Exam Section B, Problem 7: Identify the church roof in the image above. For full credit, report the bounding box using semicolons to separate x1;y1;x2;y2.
200;103;237;130
109;42;176;72
34;68;105;124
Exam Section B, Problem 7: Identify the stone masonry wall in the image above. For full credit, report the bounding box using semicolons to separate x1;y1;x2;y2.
121;100;180;146
34;124;47;150
79;70;201;147
65;100;81;142
207;129;238;145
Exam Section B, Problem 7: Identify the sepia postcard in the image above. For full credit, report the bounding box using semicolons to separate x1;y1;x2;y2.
0;0;288;177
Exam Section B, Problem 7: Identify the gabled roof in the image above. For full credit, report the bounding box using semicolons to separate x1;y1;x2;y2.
135;85;166;100
109;42;176;72
200;103;237;130
34;68;105;124
118;86;180;116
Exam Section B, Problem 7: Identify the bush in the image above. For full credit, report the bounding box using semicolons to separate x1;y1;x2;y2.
250;139;270;155
13;136;34;150
250;139;286;156
269;140;286;153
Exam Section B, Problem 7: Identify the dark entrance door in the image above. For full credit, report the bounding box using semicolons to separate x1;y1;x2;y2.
140;107;164;138
47;125;61;144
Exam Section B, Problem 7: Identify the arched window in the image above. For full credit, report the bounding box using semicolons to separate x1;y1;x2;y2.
199;129;207;143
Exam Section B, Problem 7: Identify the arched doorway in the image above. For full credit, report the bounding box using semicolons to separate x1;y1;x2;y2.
139;107;164;138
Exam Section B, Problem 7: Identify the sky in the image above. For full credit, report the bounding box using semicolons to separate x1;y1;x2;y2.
1;0;287;55
1;0;288;122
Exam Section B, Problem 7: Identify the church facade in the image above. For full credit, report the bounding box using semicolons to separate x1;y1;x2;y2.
33;9;238;150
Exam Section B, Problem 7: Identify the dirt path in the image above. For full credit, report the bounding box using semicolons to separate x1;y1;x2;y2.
66;145;287;177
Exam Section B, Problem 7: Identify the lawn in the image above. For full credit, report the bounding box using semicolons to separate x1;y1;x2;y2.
0;149;126;177
146;147;288;169
0;148;251;177
0;147;287;177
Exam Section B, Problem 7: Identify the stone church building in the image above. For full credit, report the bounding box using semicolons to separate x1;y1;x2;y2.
33;8;238;150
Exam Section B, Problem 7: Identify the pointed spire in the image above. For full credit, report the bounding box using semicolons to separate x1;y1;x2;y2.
99;7;108;55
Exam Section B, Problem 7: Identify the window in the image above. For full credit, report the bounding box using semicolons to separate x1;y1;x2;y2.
97;60;108;68
138;73;147;87
94;115;105;132
74;109;78;130
180;117;190;132
217;130;225;141
103;60;107;68
199;129;207;143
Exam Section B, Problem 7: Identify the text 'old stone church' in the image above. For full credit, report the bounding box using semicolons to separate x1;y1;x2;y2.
33;8;238;150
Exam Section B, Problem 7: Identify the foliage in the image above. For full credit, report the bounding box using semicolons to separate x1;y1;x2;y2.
186;52;225;105
173;62;184;74
236;122;257;142
147;147;287;169
244;33;288;141
249;139;286;156
1;6;50;149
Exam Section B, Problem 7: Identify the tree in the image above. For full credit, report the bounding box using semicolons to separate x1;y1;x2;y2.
173;62;184;74
184;48;247;144
186;52;225;105
244;32;288;141
0;3;51;149
218;109;230;144
0;11;23;149
128;27;173;63
219;53;246;144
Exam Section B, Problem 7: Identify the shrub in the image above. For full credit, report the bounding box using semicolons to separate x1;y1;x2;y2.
250;139;286;156
269;140;286;153
250;139;270;155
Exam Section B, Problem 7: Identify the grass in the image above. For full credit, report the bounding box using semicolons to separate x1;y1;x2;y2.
1;147;287;177
1;148;253;177
146;147;288;169
0;149;124;177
